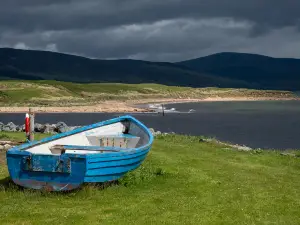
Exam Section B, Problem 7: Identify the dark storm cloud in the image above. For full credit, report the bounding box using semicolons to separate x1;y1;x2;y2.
1;0;299;32
0;0;300;61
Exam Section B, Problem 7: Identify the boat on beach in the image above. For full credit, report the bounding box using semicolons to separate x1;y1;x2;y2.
6;115;153;191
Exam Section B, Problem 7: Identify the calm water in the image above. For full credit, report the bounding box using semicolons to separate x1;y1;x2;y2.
1;101;300;150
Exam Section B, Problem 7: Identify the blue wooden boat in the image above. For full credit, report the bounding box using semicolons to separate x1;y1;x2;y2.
6;115;153;191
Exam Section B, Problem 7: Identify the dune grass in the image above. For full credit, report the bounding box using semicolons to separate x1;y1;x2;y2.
0;80;296;106
0;132;300;224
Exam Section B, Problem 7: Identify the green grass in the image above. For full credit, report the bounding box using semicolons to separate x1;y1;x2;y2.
0;133;300;224
3;89;43;102
0;80;296;106
0;131;49;142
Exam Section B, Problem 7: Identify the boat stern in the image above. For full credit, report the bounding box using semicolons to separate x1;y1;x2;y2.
6;148;87;191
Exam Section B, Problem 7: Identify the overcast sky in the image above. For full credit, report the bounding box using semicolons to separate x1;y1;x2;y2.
0;0;300;62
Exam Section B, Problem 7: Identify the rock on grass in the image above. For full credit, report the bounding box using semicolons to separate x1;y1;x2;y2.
55;122;69;133
2;122;17;132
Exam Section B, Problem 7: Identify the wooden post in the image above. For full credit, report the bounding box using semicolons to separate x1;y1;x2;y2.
29;108;35;141
162;104;165;116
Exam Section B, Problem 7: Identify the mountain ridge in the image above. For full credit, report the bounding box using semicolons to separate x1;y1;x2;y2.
178;52;300;62
177;52;300;91
1;48;299;90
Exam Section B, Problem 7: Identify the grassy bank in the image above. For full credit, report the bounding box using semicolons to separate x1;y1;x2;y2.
0;80;297;107
1;132;300;224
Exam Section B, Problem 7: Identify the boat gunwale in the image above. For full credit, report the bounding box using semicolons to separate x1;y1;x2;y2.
6;115;154;157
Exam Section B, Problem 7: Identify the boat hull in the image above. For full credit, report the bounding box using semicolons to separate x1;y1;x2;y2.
85;147;150;183
6;115;153;191
7;147;150;191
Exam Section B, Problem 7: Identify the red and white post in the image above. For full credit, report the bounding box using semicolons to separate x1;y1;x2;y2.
25;113;30;141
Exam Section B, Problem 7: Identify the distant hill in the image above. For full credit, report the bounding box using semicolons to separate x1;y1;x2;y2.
0;48;300;90
177;52;300;91
0;48;248;88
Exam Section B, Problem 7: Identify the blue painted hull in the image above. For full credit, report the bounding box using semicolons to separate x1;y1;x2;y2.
7;152;86;191
85;148;150;183
6;115;153;191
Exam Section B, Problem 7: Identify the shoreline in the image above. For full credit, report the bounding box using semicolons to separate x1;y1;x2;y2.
0;97;299;113
0;131;296;152
135;96;299;104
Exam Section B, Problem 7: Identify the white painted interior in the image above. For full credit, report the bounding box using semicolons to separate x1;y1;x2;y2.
26;122;141;155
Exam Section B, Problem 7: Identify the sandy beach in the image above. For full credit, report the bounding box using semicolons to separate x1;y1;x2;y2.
0;101;151;113
0;97;298;113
